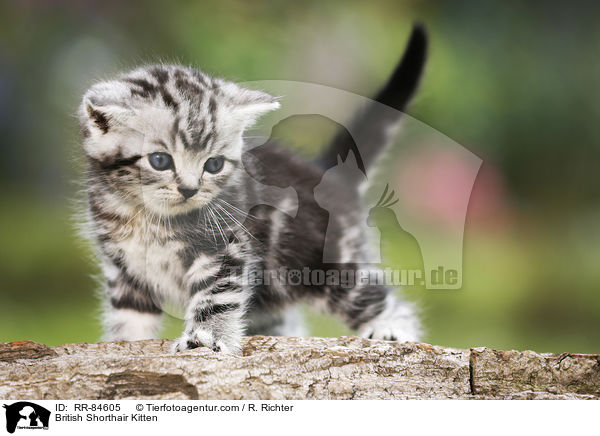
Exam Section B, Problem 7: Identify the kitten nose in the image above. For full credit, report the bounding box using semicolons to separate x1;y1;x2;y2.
177;186;198;199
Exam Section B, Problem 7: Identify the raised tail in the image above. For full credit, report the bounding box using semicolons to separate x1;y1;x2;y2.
319;24;428;176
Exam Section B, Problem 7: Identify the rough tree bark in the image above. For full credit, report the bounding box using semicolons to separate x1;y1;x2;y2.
1;337;598;400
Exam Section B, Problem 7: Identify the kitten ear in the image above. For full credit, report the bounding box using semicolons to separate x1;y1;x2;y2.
81;99;110;136
223;85;280;128
79;97;132;138
238;99;281;123
79;96;138;160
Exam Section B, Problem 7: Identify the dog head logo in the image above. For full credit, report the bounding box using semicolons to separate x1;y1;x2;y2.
3;402;50;434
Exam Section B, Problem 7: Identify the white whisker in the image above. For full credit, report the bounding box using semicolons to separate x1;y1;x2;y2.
207;205;227;246
215;203;256;241
217;198;258;221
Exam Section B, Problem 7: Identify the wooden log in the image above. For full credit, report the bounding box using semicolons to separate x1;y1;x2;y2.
1;337;598;399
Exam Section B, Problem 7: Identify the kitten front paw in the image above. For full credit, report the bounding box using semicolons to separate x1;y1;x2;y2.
171;328;215;353
171;328;241;354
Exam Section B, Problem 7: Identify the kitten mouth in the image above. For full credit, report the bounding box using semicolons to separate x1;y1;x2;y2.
173;198;199;208
173;198;191;207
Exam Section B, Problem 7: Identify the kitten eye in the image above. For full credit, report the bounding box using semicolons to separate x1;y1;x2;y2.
204;157;224;174
148;152;173;171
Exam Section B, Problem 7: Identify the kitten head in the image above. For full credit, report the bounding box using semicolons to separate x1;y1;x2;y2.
79;65;279;216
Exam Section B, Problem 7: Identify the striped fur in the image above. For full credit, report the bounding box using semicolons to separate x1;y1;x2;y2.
80;26;427;354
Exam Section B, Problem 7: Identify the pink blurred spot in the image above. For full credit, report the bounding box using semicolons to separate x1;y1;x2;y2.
396;147;511;230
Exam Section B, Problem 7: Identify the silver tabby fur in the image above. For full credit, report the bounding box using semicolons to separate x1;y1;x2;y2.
79;26;427;354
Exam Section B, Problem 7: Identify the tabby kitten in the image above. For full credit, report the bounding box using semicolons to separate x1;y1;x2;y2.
80;26;427;354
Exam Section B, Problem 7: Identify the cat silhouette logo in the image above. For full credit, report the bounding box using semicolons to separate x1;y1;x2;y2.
2;402;50;434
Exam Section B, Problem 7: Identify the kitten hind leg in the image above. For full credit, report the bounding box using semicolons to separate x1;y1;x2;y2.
356;293;421;342
330;283;421;342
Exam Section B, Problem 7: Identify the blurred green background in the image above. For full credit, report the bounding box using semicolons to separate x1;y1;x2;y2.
1;0;599;353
